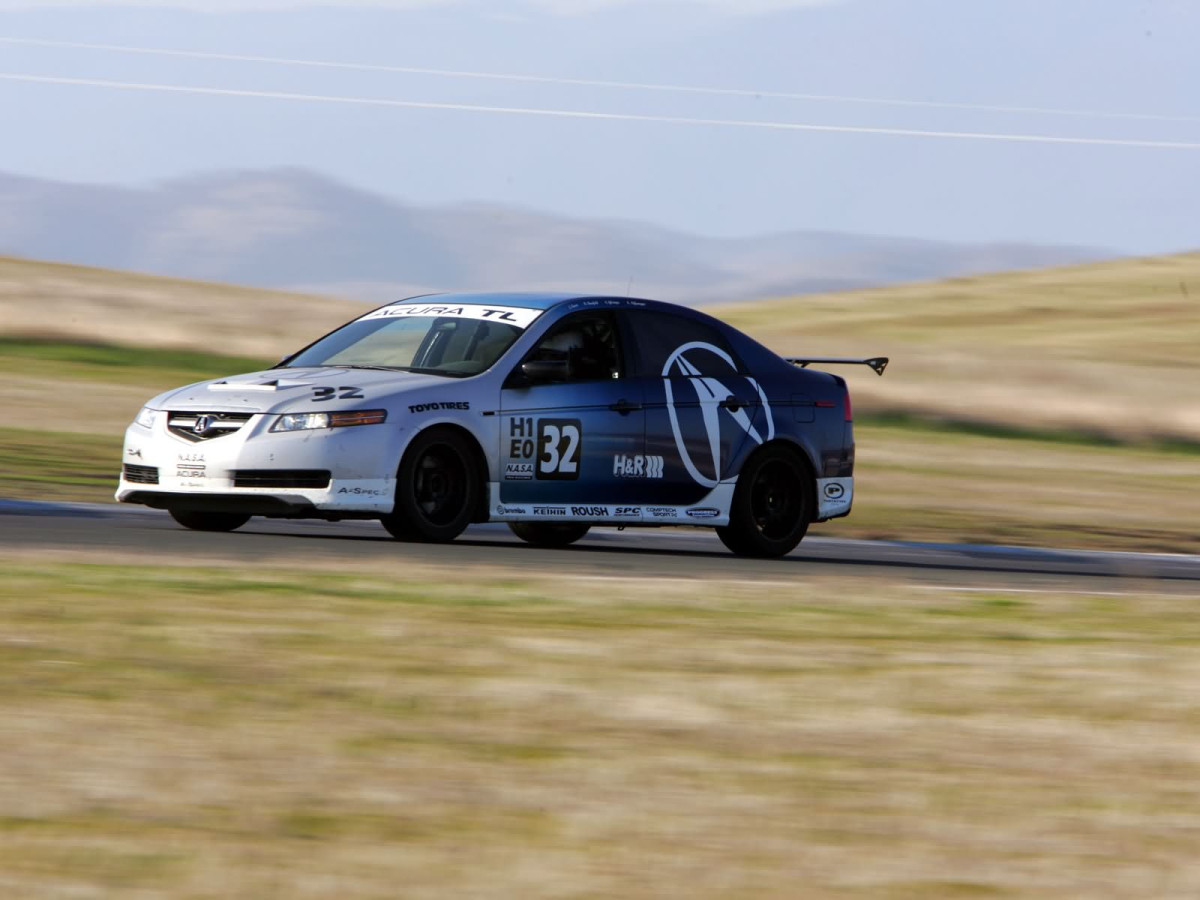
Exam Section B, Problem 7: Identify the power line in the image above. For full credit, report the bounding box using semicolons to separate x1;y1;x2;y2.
3;72;1199;151
1;35;1197;125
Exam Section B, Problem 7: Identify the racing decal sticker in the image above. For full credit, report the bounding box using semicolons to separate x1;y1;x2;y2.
816;477;853;519
495;505;529;516
686;507;720;519
311;386;364;402
645;506;679;519
613;454;664;478
662;342;775;488
504;462;534;481
359;303;542;328
612;507;641;519
408;401;470;414
570;505;609;517
508;417;582;481
532;506;568;517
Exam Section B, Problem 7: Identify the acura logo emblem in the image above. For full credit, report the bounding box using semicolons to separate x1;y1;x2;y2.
193;415;214;435
662;342;774;488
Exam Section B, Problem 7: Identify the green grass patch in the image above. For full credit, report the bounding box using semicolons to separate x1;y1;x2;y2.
0;338;271;388
0;427;121;503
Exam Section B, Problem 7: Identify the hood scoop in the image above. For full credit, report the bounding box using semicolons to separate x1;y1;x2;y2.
208;377;314;392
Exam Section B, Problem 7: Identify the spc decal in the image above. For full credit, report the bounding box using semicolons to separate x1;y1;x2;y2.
613;507;641;519
613;454;664;479
508;417;582;481
662;342;775;487
408;401;470;414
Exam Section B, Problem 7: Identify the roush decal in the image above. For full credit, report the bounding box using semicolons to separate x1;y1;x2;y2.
409;401;470;413
570;506;609;517
613;454;664;478
359;303;542;328
662;342;775;488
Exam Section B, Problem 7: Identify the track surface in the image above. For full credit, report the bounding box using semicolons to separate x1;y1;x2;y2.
4;500;1199;592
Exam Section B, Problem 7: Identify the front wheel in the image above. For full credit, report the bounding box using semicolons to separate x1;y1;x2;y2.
507;522;591;548
716;445;812;558
168;509;251;532
381;428;480;543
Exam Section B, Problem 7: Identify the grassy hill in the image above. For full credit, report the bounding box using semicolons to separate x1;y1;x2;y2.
718;252;1200;443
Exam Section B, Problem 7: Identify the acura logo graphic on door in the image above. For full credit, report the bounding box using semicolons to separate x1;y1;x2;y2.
662;342;774;488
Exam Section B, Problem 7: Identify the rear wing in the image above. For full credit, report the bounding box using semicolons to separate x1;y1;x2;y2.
786;356;889;377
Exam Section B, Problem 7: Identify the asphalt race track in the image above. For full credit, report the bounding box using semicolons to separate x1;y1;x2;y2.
4;499;1199;593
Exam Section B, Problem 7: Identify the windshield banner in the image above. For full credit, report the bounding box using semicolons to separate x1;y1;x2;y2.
359;303;543;329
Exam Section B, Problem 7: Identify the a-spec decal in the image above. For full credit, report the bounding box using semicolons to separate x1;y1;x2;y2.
613;454;664;479
312;386;364;402
662;342;775;488
508;417;582;481
409;401;470;414
358;303;542;329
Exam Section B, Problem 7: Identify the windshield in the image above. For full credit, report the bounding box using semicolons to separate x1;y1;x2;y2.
281;303;541;377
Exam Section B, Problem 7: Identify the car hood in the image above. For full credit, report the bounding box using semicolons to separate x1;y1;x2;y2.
149;367;455;413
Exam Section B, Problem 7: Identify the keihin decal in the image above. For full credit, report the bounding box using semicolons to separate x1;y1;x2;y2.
359;303;542;328
532;506;568;517
663;342;775;488
613;454;664;478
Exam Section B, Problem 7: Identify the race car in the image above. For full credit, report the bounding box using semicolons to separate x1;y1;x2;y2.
116;293;886;557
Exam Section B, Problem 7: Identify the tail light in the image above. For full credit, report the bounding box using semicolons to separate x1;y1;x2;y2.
844;388;853;422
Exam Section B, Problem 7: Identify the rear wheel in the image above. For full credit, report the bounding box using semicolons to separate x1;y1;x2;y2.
168;509;251;532
507;522;591;548
716;445;812;558
381;428;480;542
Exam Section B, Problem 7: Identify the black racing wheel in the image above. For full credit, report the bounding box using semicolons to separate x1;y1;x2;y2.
382;428;480;542
507;522;591;548
168;509;251;532
716;445;812;558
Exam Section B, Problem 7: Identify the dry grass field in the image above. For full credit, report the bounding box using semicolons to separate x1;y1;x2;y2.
718;252;1200;442
2;554;1198;899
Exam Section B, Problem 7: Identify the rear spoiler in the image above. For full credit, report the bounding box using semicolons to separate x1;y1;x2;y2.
786;356;889;377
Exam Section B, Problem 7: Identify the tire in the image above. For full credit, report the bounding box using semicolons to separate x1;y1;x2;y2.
507;522;591;548
716;444;813;558
381;428;480;543
168;509;251;532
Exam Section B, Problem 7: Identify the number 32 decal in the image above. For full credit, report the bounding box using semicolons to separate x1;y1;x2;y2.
538;419;581;480
311;386;364;402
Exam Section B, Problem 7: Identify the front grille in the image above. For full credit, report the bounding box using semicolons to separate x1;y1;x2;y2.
232;469;331;489
123;464;159;484
168;411;254;442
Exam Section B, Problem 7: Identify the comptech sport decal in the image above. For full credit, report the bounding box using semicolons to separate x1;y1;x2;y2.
663;342;775;488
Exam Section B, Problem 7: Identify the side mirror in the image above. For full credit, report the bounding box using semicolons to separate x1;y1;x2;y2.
520;358;570;384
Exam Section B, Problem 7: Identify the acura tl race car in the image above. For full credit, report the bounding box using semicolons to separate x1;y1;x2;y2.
117;293;887;557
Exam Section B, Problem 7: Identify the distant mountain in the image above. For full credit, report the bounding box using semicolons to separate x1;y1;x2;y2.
0;168;1110;304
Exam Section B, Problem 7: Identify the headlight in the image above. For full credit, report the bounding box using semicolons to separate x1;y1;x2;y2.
271;410;387;432
134;407;158;429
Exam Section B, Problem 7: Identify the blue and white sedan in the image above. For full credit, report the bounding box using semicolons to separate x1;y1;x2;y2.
117;293;885;557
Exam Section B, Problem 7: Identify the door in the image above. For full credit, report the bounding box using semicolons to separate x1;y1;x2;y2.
628;309;770;509
498;310;646;514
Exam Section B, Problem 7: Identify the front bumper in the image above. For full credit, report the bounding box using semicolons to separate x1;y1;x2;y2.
116;412;401;517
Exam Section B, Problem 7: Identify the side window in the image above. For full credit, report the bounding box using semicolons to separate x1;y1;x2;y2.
522;311;623;383
629;310;739;377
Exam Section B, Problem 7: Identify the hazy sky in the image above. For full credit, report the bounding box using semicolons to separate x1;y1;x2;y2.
1;0;1198;252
